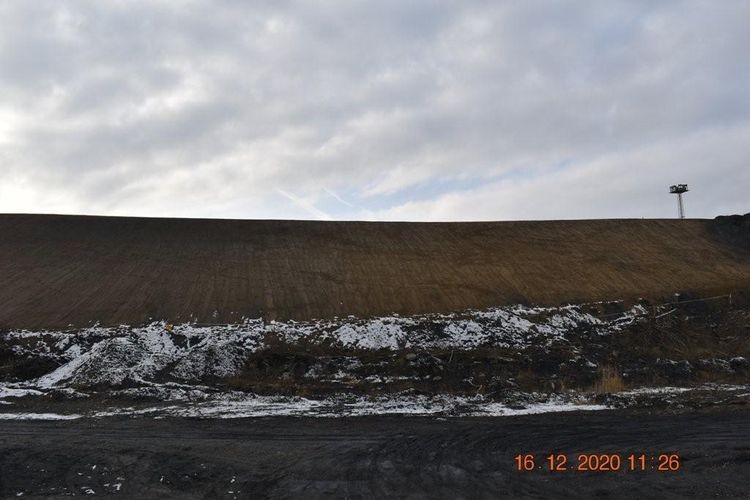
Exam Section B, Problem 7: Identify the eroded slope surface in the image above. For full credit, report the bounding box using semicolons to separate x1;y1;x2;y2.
1;214;750;327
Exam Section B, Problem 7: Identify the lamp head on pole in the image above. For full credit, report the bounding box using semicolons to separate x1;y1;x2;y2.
669;184;689;219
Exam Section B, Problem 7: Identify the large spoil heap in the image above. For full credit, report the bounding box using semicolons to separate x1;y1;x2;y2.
0;214;749;328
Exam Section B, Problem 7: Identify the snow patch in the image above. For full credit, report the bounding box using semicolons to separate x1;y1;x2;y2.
0;412;81;420
3;304;648;391
0;384;43;399
88;393;607;419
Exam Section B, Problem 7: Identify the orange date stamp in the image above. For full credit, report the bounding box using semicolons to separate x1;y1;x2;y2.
514;453;681;472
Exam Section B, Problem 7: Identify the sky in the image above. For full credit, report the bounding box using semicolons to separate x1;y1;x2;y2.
0;0;748;221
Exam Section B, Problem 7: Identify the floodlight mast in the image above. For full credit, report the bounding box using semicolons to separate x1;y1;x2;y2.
669;184;689;219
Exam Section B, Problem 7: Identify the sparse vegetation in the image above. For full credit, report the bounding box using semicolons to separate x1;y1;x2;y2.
2;214;750;329
220;300;750;398
592;366;625;394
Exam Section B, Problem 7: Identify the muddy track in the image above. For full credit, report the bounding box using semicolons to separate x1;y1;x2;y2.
1;410;749;498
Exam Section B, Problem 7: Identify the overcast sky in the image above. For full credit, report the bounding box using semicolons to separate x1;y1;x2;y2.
1;1;748;221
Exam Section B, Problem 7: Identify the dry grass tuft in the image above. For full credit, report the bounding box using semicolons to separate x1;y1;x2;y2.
593;365;625;394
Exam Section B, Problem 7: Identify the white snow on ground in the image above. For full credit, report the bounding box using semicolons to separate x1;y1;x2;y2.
617;386;694;396
0;384;43;398
36;351;92;389
3;303;648;390
2;385;747;420
616;384;750;396
86;393;607;418
0;390;610;419
0;412;81;420
470;401;607;416
3;302;747;422
329;320;405;350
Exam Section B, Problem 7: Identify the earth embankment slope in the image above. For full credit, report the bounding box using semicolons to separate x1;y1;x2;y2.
0;214;748;328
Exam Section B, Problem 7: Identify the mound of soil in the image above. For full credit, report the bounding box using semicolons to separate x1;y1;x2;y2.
2;214;750;328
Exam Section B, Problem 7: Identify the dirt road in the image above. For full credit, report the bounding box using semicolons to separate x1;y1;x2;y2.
1;410;748;498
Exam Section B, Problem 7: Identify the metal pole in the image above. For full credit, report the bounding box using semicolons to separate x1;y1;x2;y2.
678;193;685;219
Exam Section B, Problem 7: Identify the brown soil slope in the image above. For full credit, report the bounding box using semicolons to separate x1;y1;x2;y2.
0;214;749;328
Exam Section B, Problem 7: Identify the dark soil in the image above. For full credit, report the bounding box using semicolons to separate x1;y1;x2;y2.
1;410;749;499
223;303;750;397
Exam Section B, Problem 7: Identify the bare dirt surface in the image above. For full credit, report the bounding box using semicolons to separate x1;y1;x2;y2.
1;410;749;499
2;214;750;329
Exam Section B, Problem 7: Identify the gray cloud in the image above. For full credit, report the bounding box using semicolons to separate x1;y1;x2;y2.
0;0;748;220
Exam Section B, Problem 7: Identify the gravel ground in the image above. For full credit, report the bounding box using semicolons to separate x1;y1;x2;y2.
1;409;749;499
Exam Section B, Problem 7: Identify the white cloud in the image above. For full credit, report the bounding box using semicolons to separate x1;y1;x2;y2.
276;189;331;220
374;124;750;221
0;0;748;220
